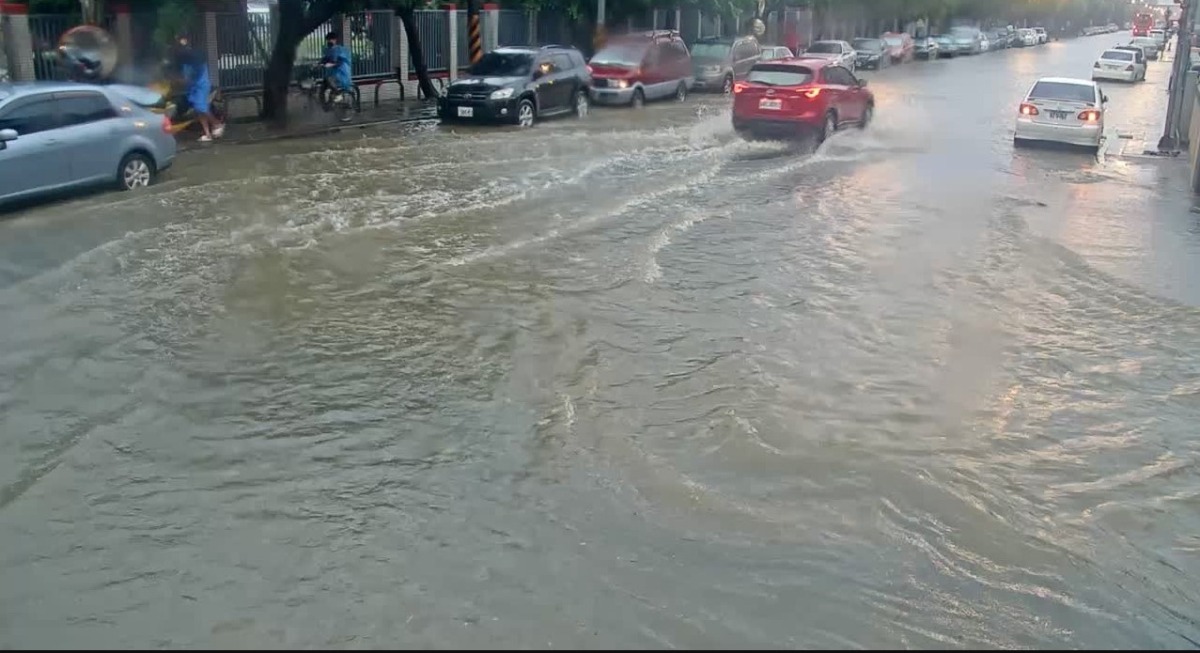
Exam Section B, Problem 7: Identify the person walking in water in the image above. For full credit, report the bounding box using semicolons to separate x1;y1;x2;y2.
173;34;224;142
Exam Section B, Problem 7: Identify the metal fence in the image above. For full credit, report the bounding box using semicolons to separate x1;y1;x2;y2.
412;9;447;73
456;14;468;68
348;10;394;77
498;10;531;46
29;14;76;80
214;11;271;89
536;11;568;46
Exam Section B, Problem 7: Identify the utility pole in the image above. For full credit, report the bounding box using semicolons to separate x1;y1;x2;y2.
595;0;606;53
1158;0;1194;151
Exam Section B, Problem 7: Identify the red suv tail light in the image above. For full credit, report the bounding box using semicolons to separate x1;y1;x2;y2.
1078;109;1101;123
161;115;172;133
1018;103;1038;116
799;88;821;99
733;82;747;93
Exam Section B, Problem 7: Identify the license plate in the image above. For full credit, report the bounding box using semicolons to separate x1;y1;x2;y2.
1047;110;1069;119
457;106;474;118
759;99;782;110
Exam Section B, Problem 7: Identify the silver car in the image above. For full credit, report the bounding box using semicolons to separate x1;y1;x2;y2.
802;40;857;71
0;81;177;205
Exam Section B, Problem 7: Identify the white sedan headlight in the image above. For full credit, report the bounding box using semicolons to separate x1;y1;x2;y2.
490;88;514;100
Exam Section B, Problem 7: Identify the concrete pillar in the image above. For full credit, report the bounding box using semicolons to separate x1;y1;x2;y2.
203;12;219;85
674;8;681;32
483;3;499;52
446;5;458;80
1;2;35;82
112;4;133;71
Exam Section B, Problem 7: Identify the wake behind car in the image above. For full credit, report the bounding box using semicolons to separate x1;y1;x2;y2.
732;57;873;143
1093;48;1145;83
0;81;176;206
1013;77;1106;153
801;40;857;71
589;30;693;107
439;45;591;127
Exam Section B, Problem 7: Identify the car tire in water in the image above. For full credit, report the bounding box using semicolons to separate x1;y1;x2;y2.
631;88;645;109
721;75;733;95
117;152;155;191
818;111;836;144
676;82;688;102
574;90;589;118
516;98;536;127
859;104;873;129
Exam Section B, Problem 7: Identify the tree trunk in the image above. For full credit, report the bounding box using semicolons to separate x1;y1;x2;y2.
397;6;440;100
260;0;342;124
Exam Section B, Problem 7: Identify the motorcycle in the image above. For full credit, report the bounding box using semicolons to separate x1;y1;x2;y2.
145;73;227;136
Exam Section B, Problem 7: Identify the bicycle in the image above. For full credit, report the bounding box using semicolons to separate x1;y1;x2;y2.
297;63;360;122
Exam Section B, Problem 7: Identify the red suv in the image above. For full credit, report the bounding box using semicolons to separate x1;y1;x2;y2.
881;32;914;63
589;30;695;108
732;58;874;142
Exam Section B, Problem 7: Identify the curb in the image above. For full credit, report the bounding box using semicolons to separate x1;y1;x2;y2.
179;112;438;151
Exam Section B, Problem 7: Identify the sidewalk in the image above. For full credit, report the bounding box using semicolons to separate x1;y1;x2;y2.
178;98;438;150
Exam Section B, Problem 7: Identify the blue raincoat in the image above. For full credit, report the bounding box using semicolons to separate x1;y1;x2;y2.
177;46;211;114
323;44;352;92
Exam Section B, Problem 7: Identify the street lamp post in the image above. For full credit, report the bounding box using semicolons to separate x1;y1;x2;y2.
1158;0;1195;151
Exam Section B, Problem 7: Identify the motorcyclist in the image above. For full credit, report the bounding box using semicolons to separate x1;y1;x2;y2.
321;31;353;105
172;34;224;141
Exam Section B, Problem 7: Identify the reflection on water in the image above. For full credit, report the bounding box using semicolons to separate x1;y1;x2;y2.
1;36;1199;649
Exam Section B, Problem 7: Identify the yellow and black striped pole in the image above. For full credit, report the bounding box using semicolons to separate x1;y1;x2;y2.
467;1;483;64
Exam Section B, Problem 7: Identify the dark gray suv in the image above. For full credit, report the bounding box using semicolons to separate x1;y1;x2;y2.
691;36;760;94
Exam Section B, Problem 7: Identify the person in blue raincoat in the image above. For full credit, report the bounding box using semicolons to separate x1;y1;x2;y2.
173;34;224;142
322;32;353;104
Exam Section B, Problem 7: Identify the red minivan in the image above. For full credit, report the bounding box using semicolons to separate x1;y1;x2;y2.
732;58;874;142
589;30;695;108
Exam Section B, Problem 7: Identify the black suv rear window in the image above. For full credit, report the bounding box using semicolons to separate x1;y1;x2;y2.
468;52;534;76
747;65;814;86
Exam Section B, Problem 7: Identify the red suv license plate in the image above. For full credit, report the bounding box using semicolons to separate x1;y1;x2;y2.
759;99;782;110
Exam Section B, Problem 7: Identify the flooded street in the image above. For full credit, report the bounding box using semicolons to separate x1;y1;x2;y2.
3;34;1200;648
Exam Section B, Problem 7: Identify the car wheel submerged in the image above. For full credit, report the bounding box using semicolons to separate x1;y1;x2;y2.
118;152;155;191
517;99;536;127
721;75;733;95
818;111;836;144
859;104;873;129
631;88;645;109
575;90;589;118
676;82;689;102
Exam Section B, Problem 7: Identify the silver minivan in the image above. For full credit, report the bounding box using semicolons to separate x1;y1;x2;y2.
0;81;176;206
691;36;761;94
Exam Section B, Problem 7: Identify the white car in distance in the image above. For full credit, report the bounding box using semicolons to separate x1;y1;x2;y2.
802;40;858;71
1093;48;1146;82
1014;77;1107;153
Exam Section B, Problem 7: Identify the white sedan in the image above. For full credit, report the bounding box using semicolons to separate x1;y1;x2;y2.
801;40;858;71
1092;48;1146;82
1014;77;1107;152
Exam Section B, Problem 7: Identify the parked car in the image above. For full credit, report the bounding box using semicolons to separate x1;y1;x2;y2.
979;32;991;51
801;40;857;71
1149;29;1167;51
852;38;888;69
1017;28;1038;47
589;30;693;108
1033;27;1048;44
690;35;760;94
0;82;176;206
948;26;984;55
914;35;940;59
1093;48;1146;82
933;34;957;57
881;32;914;62
1129;36;1161;60
439;45;591;127
758;45;794;61
1013;76;1106;153
732;57;873;143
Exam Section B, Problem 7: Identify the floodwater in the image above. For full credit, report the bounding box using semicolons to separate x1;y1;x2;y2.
2;34;1199;648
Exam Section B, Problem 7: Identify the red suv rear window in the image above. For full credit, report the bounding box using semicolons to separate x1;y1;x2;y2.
747;65;814;86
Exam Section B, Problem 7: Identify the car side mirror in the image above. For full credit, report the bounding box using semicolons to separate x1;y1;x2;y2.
0;128;16;151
